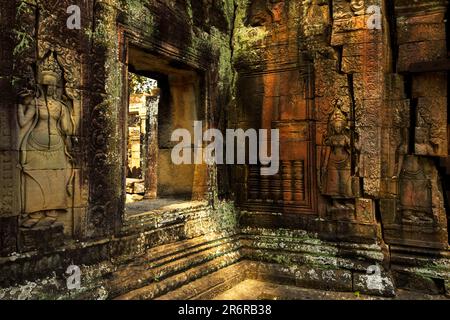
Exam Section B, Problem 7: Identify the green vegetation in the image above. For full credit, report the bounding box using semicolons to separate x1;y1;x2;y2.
129;73;157;94
13;1;35;57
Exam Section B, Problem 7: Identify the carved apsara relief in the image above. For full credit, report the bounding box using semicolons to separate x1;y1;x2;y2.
398;156;434;225
320;99;354;213
17;51;77;232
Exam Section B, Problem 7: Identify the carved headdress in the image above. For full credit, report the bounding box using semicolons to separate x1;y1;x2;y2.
330;105;347;123
39;52;63;86
328;102;349;136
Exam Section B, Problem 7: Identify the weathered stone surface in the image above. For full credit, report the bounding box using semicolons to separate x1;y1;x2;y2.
353;271;396;297
0;217;18;256
19;224;64;253
213;279;449;300
0;151;17;218
415;97;447;157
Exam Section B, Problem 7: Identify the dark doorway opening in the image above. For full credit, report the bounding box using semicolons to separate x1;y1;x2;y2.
124;46;207;216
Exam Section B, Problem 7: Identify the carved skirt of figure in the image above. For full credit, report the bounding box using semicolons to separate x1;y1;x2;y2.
22;129;69;214
322;148;352;198
399;156;432;223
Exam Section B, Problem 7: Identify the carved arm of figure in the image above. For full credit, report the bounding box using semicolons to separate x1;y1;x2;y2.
65;88;80;135
18;96;36;128
59;103;75;136
343;133;351;150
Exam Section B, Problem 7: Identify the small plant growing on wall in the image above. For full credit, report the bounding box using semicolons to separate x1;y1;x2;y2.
129;73;157;94
13;1;35;57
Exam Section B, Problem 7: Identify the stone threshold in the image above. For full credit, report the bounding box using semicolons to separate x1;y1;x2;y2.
125;200;209;220
120;200;210;235
212;279;450;300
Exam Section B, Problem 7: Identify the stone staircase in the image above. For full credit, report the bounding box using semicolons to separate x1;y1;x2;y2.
109;227;397;300
111;235;242;299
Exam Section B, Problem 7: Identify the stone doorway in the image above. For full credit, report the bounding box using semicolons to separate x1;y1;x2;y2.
124;46;208;216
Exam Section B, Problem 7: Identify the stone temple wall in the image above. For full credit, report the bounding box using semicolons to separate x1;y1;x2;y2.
232;0;449;295
0;0;239;298
0;0;449;299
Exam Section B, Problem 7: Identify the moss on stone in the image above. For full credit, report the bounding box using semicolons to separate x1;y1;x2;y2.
232;0;269;65
13;1;35;57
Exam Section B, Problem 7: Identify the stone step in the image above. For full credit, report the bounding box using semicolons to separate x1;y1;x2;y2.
109;237;242;299
120;201;209;234
153;259;397;300
114;251;242;300
155;261;248;300
146;236;240;268
240;233;385;272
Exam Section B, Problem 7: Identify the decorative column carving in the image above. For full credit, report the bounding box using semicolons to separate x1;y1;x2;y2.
248;165;260;201
270;171;282;203
282;161;293;202
293;160;305;202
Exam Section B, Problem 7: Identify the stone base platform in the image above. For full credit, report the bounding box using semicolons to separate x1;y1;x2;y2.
212;279;449;300
1;226;449;300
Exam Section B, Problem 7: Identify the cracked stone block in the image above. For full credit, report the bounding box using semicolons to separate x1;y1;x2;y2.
353;271;396;297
